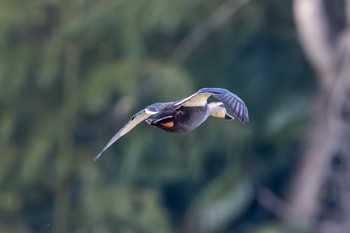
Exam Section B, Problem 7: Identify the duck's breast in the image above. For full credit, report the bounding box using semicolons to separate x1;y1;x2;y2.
171;106;208;133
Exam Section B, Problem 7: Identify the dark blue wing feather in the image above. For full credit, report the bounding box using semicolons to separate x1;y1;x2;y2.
198;88;249;123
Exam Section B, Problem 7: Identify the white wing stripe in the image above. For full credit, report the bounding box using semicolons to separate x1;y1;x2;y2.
93;108;158;161
176;93;212;107
145;108;158;114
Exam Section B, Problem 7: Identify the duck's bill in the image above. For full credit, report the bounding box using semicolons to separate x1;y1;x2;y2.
225;113;234;120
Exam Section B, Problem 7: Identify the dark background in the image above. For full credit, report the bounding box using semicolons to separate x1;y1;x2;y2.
1;0;349;233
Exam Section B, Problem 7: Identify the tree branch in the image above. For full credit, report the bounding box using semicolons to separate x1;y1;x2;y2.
171;0;250;64
286;0;350;230
293;0;340;90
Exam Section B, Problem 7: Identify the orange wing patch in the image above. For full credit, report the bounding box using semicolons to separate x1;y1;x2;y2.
160;121;174;128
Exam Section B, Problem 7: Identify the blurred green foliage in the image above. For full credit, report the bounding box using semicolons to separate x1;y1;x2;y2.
0;0;315;232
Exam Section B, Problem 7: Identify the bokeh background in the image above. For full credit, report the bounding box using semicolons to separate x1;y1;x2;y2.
1;0;350;233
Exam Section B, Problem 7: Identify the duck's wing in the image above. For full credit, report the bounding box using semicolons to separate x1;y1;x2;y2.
176;88;249;123
93;102;166;161
175;91;212;107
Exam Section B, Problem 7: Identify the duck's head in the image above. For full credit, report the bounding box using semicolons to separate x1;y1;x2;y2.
208;102;234;120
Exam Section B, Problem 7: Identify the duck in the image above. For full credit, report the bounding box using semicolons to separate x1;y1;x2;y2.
93;87;249;161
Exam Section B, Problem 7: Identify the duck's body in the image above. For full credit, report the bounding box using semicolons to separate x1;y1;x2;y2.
147;105;209;133
93;88;249;161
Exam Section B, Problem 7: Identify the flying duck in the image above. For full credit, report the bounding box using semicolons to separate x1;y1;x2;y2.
93;88;249;161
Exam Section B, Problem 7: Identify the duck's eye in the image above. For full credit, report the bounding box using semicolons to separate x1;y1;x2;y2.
219;103;224;107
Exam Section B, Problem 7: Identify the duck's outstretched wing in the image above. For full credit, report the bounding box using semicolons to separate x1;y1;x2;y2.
93;103;165;161
176;88;249;123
